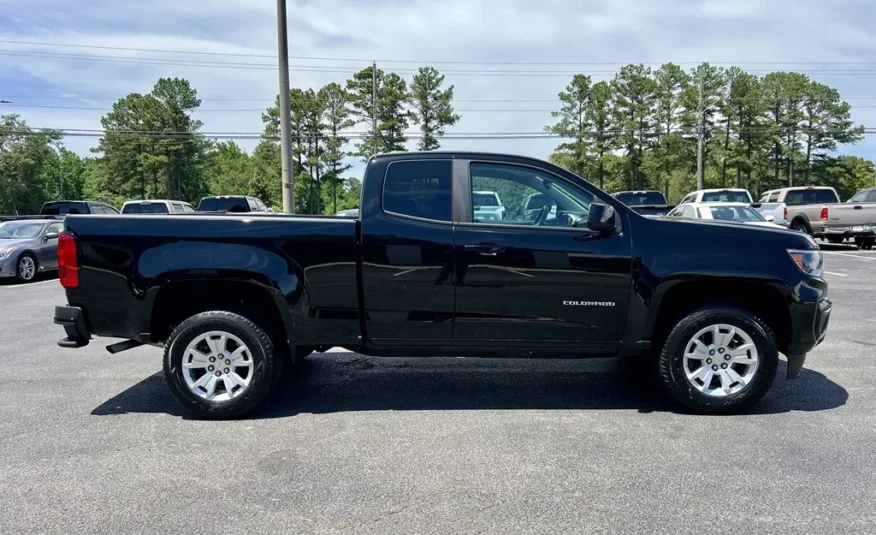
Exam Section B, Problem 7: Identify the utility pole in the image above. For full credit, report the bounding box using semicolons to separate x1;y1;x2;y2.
276;0;294;213
372;61;378;156
696;68;705;190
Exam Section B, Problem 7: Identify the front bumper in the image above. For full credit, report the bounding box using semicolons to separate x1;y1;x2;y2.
787;297;832;379
54;306;91;348
0;256;18;278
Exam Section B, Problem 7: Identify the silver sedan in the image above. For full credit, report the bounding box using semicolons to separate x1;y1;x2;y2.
0;219;65;282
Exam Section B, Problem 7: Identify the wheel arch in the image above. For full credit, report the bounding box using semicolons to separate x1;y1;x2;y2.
647;279;793;355
790;214;812;232
150;279;296;361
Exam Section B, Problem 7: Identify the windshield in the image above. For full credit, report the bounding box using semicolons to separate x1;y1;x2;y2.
122;203;170;214
701;191;751;203
473;193;500;207
0;222;45;239
615;192;667;205
706;206;764;222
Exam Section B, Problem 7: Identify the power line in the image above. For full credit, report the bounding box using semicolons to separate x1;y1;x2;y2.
6;49;876;77
4;39;876;66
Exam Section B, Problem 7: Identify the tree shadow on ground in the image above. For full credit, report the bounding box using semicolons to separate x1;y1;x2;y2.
91;353;848;420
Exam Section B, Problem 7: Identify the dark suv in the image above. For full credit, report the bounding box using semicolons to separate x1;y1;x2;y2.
40;201;119;216
197;196;272;213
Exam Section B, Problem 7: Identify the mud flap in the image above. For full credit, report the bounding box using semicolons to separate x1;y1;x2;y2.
786;353;807;379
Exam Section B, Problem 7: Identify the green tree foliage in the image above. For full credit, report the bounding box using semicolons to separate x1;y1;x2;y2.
549;65;867;201
347;66;413;158
611;64;658;190
319;82;354;213
96;78;209;203
410;67;460;151
0;115;61;214
545;74;593;180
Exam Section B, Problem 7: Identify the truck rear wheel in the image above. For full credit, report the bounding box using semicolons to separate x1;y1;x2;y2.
657;306;778;414
163;311;276;419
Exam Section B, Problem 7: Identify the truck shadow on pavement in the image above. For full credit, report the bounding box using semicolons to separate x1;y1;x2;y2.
91;353;848;419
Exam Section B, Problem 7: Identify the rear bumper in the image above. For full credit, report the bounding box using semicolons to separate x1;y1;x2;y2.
54;306;91;348
819;224;876;238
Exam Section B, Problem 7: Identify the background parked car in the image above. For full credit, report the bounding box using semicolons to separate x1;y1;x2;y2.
681;188;787;226
197;195;273;213
335;208;359;217
761;186;876;247
667;202;786;228
472;190;506;221
0;219;64;282
121;200;196;214
39;200;119;216
612;190;675;216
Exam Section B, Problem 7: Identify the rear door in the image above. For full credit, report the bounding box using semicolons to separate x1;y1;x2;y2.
451;160;632;343
360;158;456;341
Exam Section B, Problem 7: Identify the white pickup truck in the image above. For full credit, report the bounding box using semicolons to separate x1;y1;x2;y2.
759;186;876;249
680;188;787;226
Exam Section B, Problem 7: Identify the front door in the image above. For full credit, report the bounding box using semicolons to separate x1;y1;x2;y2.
452;161;632;342
39;222;64;270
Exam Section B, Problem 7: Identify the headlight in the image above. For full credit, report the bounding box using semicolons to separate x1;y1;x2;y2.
787;249;823;277
0;247;16;259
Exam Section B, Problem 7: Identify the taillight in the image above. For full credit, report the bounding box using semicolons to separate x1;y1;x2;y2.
783;207;788;221
58;231;79;288
820;207;829;221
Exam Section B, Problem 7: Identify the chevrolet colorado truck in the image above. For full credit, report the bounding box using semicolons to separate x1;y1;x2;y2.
53;152;832;418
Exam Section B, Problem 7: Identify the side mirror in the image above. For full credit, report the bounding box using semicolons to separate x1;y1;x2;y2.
45;232;59;240
764;215;776;223
587;202;616;234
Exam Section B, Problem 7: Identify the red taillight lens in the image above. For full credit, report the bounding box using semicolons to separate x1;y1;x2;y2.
58;231;79;288
783;207;788;221
820;207;829;221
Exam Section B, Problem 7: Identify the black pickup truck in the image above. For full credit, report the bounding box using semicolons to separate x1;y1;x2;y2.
54;151;831;418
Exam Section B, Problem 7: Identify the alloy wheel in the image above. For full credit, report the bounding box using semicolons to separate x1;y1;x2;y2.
181;331;254;402
682;323;759;397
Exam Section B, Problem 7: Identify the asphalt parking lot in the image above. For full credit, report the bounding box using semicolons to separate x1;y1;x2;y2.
2;248;876;535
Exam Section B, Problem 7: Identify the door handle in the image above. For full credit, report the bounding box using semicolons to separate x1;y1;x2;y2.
464;243;505;256
854;205;863;210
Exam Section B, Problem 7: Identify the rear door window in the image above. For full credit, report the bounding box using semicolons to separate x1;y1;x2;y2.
383;160;453;222
183;203;196;213
785;191;805;206
171;203;185;214
867;191;876;202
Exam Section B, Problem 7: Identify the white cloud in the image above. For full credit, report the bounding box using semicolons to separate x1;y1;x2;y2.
1;0;876;165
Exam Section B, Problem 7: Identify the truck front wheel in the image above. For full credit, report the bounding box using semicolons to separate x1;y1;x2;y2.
657;307;778;414
163;311;276;419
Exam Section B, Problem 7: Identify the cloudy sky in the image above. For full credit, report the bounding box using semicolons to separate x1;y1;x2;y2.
2;0;876;175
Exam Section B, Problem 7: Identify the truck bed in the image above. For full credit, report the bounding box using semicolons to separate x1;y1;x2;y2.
62;213;360;347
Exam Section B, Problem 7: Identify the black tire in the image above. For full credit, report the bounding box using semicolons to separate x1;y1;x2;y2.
790;219;811;235
657;306;779;414
16;253;37;282
826;236;844;244
163;311;276;419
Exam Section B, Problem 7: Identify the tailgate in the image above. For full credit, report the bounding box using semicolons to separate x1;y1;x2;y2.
827;204;876;226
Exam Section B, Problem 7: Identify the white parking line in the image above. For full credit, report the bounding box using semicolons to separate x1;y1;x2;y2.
0;279;59;289
824;271;848;277
823;252;876;260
